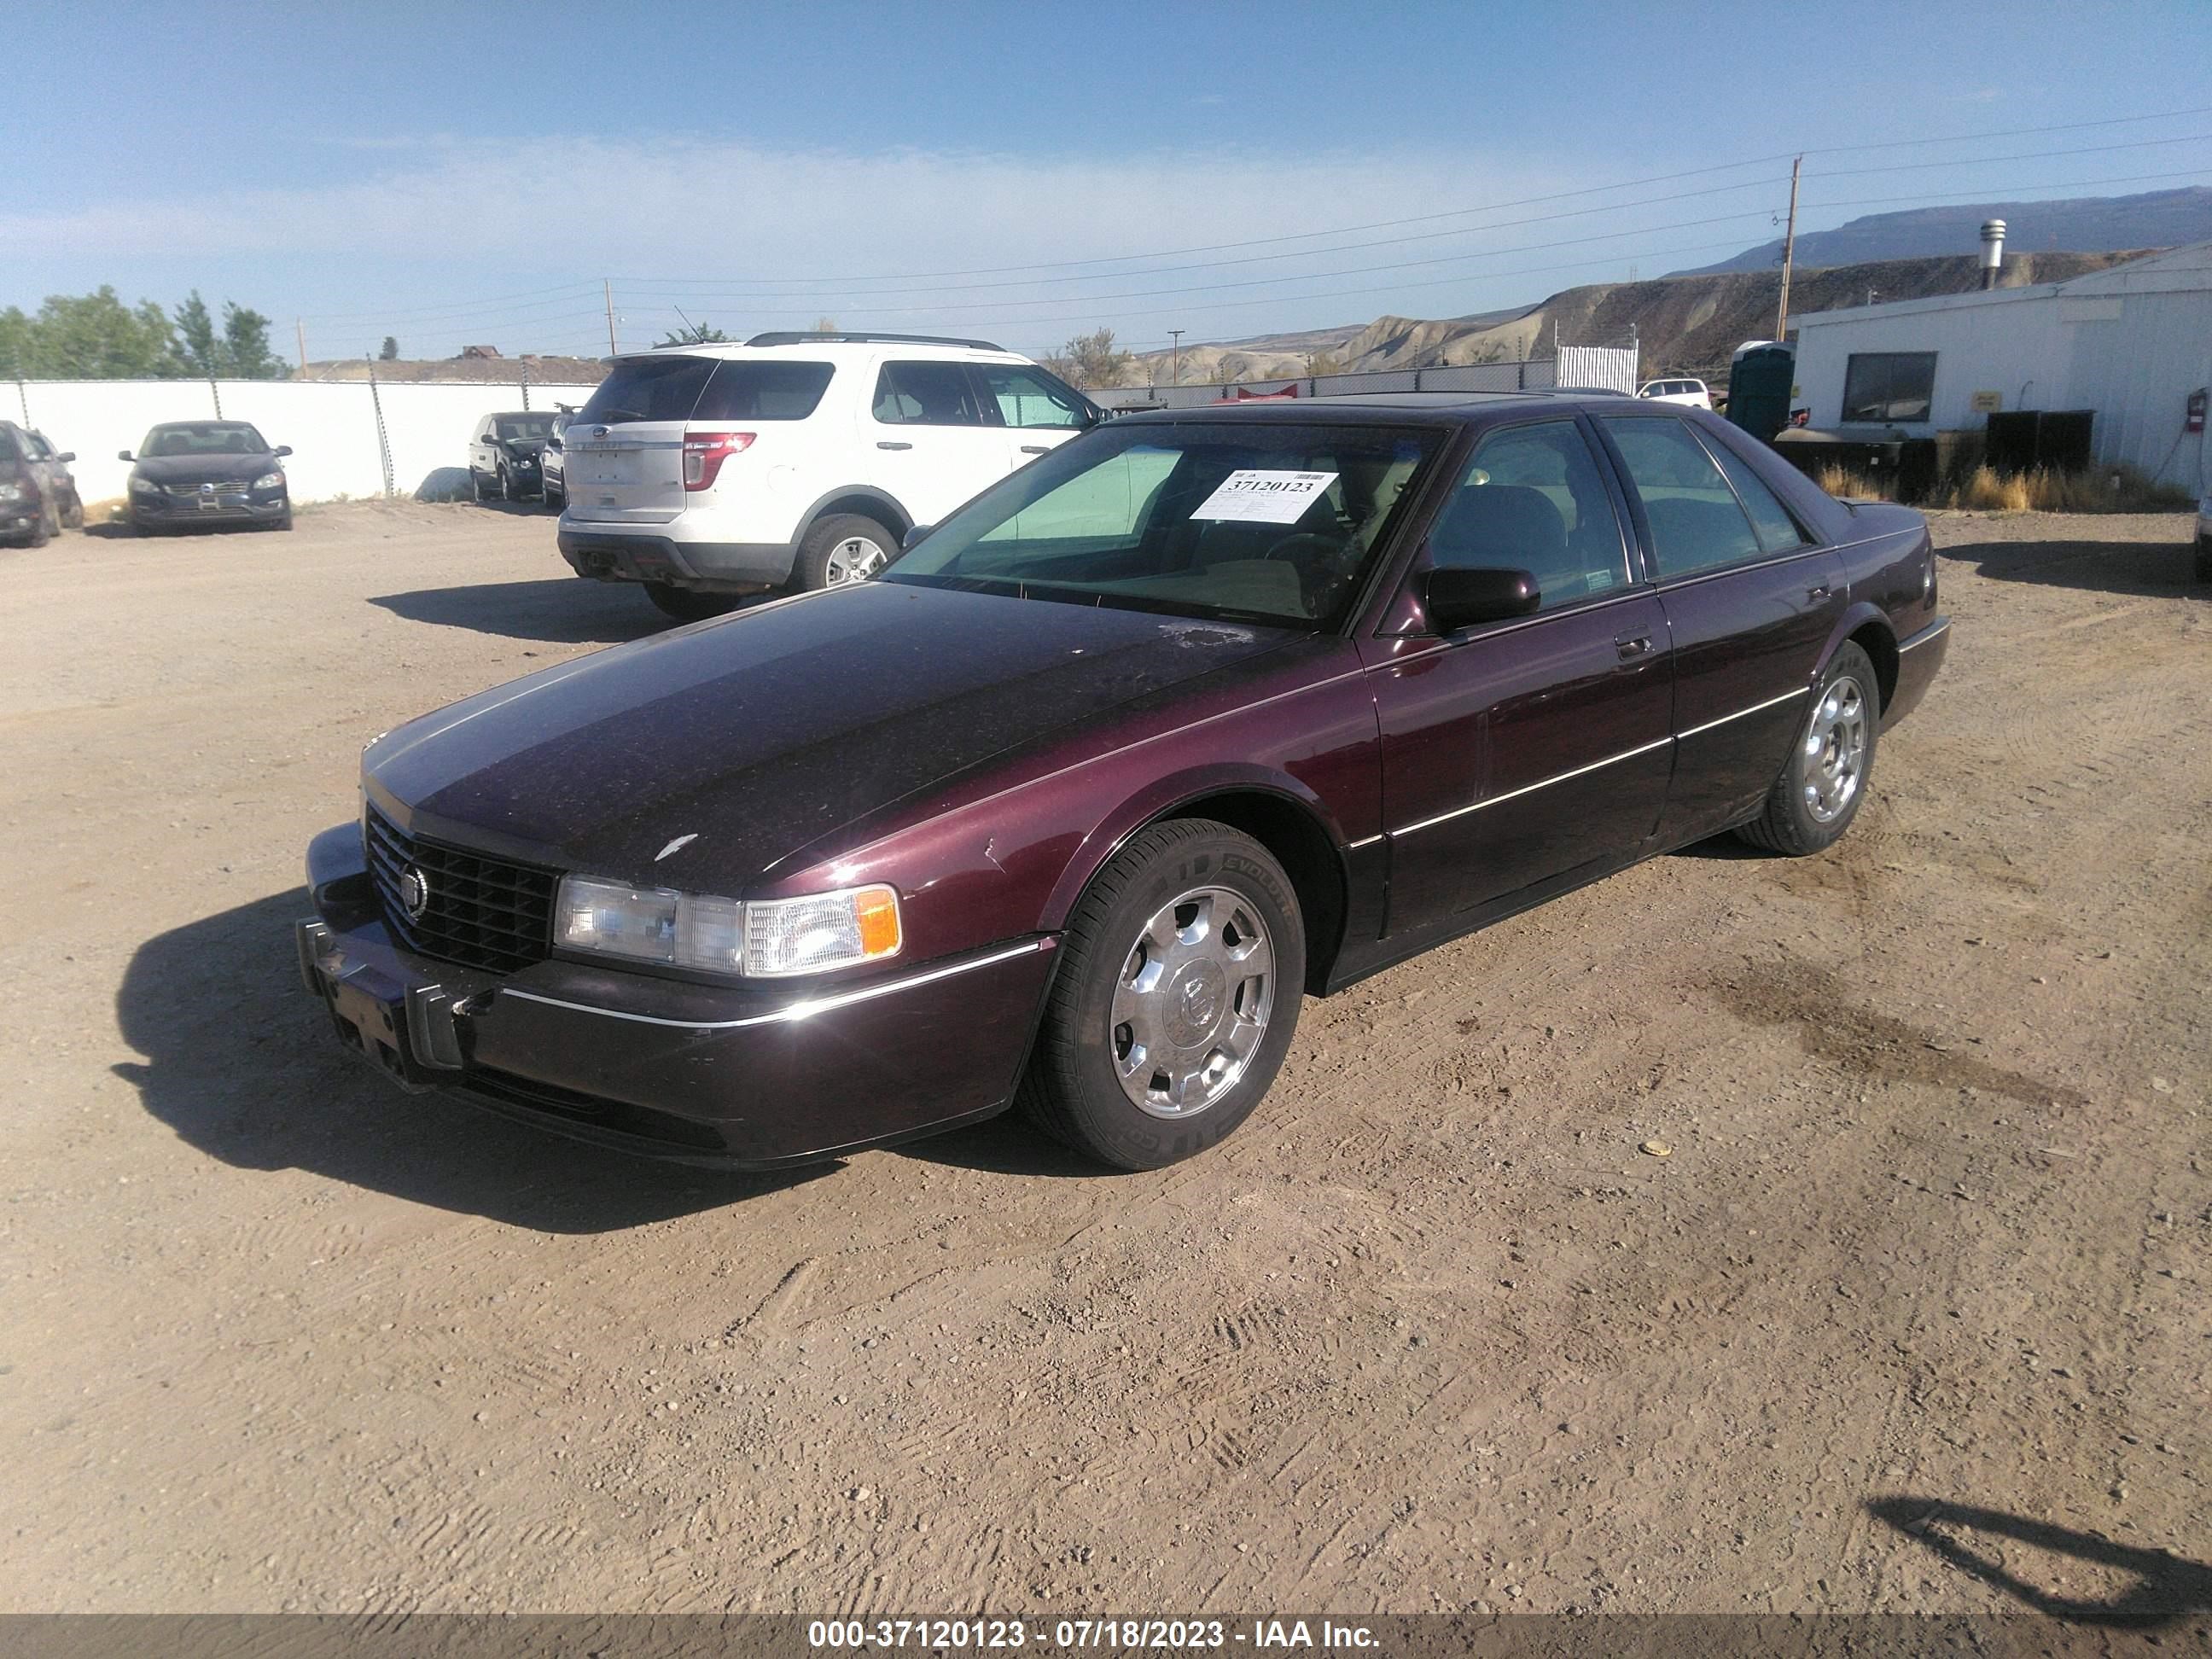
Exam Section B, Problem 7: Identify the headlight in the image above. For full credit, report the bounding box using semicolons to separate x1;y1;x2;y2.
555;876;900;978
253;470;284;490
0;482;24;503
128;478;157;496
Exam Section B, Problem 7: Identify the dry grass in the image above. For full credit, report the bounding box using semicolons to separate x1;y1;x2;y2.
1808;462;2192;514
1939;464;2191;514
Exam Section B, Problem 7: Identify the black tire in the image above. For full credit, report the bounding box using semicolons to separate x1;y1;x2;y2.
1735;641;1880;855
2195;535;2210;584
271;509;294;532
61;492;84;531
792;512;898;591
644;585;739;623
23;503;55;548
544;479;564;513
470;469;488;504
1018;818;1305;1170
498;468;515;504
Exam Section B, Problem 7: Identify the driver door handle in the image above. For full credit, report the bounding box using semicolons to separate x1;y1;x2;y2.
876;440;913;451
1615;632;1655;661
1807;583;1833;602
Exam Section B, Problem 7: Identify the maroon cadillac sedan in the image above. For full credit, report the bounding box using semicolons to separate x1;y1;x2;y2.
298;393;1948;1171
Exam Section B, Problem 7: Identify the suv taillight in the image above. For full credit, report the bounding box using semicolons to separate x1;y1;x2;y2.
683;431;755;491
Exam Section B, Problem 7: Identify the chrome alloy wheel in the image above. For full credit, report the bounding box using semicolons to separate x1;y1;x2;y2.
824;534;889;585
1109;886;1275;1119
1802;673;1868;824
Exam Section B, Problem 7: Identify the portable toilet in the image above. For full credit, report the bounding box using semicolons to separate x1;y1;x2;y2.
1726;341;1797;441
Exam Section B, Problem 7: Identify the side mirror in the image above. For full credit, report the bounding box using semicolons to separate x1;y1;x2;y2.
118;450;134;462
546;434;562;451
1423;565;1540;632
1081;403;1109;428
901;524;933;551
55;452;75;463
273;445;294;457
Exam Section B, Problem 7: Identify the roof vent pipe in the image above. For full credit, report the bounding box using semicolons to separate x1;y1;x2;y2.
1979;219;2007;290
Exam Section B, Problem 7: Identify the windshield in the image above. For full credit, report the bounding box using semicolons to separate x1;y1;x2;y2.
495;416;554;442
141;422;270;457
882;420;1446;629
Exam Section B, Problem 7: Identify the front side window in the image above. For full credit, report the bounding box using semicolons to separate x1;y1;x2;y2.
978;364;1087;429
1599;415;1764;579
1428;420;1627;612
577;356;717;424
1841;352;1936;422
692;360;835;421
883;421;1446;628
873;362;984;426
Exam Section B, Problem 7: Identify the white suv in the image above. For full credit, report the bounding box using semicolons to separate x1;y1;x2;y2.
556;333;1103;619
1636;377;1714;410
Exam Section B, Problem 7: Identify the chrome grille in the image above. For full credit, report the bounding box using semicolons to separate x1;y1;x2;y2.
364;806;556;975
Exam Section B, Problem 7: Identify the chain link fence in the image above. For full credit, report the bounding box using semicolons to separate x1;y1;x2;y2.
1089;346;1644;411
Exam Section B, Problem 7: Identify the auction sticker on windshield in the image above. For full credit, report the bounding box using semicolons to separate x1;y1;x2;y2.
1190;469;1337;524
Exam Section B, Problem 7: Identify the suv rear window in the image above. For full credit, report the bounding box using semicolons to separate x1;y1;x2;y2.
693;360;835;421
577;358;718;424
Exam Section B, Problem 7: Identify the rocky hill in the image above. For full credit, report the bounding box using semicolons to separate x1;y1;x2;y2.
1121;248;2149;387
1676;186;2212;275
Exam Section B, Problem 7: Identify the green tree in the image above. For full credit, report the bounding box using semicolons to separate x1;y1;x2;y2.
10;288;180;378
222;301;284;379
173;290;221;375
656;319;730;346
379;335;399;361
1041;326;1132;390
0;308;32;379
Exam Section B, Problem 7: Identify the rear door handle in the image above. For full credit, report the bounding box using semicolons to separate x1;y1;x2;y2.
1615;632;1655;661
876;440;913;451
1807;584;1833;602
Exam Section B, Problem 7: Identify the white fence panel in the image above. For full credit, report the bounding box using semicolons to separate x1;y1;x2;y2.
9;379;600;505
1554;346;1639;393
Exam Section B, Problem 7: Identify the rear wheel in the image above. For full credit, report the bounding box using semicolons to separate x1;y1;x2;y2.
645;585;739;623
1018;819;1305;1170
793;513;896;591
2195;534;2210;584
1735;641;1879;855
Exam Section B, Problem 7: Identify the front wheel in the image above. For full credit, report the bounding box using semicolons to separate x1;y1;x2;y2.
498;468;515;503
544;480;564;512
470;469;488;504
793;513;896;591
1734;641;1879;855
1019;819;1305;1170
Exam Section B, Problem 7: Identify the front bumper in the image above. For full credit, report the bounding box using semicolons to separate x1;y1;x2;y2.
558;526;800;591
132;491;288;527
296;824;1058;1168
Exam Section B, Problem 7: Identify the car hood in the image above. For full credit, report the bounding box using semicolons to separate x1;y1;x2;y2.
366;582;1297;887
499;438;546;457
133;453;276;485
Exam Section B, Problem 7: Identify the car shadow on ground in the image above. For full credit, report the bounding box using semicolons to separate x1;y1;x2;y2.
891;1110;1122;1179
114;889;819;1231
370;578;667;645
1945;535;2203;597
1867;1496;2212;1625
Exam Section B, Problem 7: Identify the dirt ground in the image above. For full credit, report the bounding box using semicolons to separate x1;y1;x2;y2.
1;500;2205;1618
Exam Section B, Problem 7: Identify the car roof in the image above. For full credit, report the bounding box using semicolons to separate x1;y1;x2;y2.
1106;390;1669;428
612;339;1033;367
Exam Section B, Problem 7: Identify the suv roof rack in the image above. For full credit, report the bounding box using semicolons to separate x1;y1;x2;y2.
743;330;1007;352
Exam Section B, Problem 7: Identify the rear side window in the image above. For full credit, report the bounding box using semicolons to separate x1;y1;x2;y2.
577;357;717;424
874;362;984;426
978;364;1087;429
1696;432;1816;553
693;360;835;422
1600;416;1764;579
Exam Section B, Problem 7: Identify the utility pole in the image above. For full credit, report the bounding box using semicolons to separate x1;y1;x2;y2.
604;279;618;358
1168;329;1184;386
1775;154;1802;344
295;318;308;377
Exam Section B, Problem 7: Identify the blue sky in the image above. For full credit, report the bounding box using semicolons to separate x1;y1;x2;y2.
5;0;2205;362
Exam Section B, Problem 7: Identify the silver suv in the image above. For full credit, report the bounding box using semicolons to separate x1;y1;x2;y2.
556;332;1102;619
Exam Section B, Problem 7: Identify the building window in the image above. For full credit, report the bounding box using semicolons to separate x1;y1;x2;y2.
1841;352;1937;422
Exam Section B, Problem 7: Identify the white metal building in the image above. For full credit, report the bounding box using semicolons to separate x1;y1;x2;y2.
1790;241;2212;491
